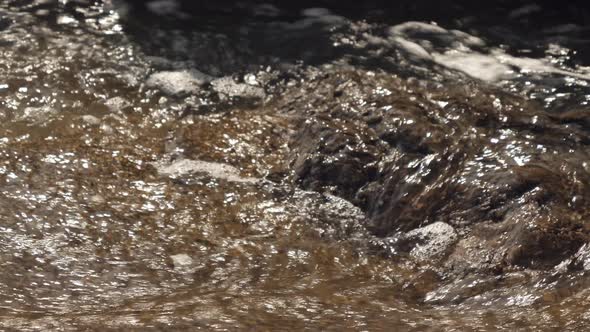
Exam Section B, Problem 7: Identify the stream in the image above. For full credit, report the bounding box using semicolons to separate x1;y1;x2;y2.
1;0;590;330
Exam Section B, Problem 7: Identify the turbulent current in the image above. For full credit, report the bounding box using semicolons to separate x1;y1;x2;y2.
1;0;590;330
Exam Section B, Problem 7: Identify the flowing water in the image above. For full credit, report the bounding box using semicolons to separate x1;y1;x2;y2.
1;0;590;330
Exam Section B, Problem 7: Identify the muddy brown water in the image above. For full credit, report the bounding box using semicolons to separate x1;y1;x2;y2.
2;1;590;330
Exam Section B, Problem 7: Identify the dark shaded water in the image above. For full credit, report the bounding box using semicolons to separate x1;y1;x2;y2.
2;0;590;330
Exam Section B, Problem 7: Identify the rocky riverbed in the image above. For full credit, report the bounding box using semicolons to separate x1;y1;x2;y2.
1;0;590;330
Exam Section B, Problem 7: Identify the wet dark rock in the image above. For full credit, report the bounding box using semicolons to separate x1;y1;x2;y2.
14;105;58;124
562;243;590;271
287;189;369;240
290;119;383;200
0;12;11;30
279;67;590;275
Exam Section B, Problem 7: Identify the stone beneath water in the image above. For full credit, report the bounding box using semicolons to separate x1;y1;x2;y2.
280;68;590;276
406;222;457;262
81;115;101;126
15;106;57;123
154;158;258;183
211;76;265;100
104;96;132;113
170;253;193;268
145;69;212;96
88;194;106;205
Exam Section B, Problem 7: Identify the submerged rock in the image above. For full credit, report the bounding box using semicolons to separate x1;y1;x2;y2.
81;115;101;126
104;96;132;113
278;67;590;275
170;253;193;268
14;106;57;123
154;158;258;183
405;222;457;262
211;76;265;100
145;69;212;96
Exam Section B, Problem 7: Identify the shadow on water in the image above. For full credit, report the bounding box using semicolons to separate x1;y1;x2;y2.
11;1;590;76
116;0;590;71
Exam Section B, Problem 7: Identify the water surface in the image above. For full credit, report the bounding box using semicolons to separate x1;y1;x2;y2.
1;1;590;330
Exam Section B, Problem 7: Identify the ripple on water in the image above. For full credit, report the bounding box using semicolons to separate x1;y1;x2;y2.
1;1;590;330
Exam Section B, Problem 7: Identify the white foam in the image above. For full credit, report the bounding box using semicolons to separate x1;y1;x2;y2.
433;51;514;82
391;37;433;60
387;21;590;82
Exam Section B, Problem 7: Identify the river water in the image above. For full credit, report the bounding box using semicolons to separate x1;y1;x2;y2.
1;0;590;330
